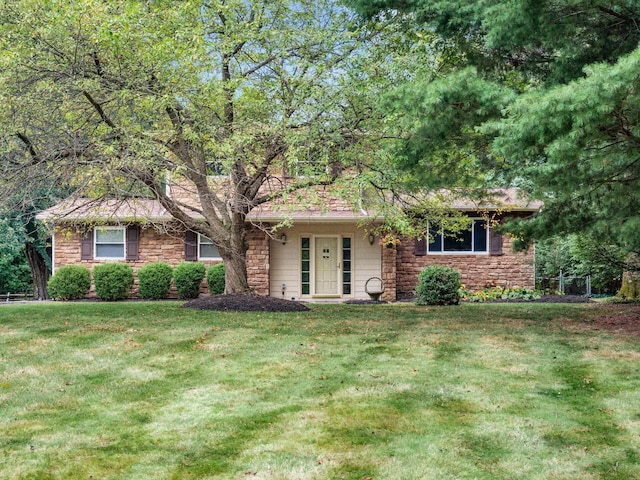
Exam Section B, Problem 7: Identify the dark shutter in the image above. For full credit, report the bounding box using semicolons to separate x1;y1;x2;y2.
184;230;198;261
81;230;93;260
126;225;140;261
489;228;503;256
415;237;427;256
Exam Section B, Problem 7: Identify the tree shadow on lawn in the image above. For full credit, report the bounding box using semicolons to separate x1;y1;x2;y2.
182;293;640;337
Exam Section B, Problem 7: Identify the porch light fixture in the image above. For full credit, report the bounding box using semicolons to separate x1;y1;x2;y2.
368;233;375;245
281;233;287;245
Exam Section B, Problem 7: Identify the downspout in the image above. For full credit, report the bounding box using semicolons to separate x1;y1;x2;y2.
51;230;55;276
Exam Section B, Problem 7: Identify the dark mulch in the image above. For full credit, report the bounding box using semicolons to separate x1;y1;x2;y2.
182;294;310;312
497;294;593;303
590;304;640;337
343;299;388;305
398;294;594;304
535;294;593;303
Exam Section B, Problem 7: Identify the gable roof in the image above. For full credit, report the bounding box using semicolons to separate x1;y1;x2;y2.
36;184;541;224
423;188;542;212
36;197;172;223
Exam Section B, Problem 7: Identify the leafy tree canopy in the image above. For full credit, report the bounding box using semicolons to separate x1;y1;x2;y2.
535;234;624;293
0;0;424;293
0;218;33;294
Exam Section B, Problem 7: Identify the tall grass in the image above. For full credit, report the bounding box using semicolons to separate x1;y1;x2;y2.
0;302;638;479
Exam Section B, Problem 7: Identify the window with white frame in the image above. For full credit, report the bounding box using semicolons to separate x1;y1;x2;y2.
95;227;126;259
428;219;488;253
199;234;221;260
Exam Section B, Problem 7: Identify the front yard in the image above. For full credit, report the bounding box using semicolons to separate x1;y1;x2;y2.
1;301;639;479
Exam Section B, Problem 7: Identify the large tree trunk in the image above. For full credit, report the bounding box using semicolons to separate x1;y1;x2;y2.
617;270;640;299
223;252;250;294
220;221;251;295
24;242;50;300
617;254;640;300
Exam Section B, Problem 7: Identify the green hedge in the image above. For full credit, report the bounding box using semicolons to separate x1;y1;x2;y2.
93;263;134;301
206;263;225;295
47;265;91;301
174;262;205;299
138;262;173;300
415;265;461;306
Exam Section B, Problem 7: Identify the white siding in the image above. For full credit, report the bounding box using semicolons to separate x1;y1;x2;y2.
270;231;301;300
353;232;383;299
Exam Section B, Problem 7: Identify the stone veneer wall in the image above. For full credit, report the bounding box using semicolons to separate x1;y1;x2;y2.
381;246;397;302
395;234;535;297
245;227;270;296
52;225;272;298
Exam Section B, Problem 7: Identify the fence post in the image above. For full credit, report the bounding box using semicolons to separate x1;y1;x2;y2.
586;275;591;297
559;270;564;294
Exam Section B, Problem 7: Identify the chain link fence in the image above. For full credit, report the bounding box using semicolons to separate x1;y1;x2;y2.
536;273;621;296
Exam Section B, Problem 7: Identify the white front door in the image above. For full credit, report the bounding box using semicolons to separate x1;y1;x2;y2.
314;237;339;295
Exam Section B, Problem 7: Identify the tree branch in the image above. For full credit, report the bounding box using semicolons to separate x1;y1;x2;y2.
15;133;40;162
82;91;117;129
598;6;640;29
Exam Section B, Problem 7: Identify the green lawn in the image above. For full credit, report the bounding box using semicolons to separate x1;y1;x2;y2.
1;301;639;479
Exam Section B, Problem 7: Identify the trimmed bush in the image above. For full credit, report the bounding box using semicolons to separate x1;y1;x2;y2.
174;262;206;299
206;263;225;295
47;265;91;301
415;265;461;306
138;262;173;300
93;263;134;301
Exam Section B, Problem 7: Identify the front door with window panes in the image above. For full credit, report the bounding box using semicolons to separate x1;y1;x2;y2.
300;236;351;297
314;237;338;295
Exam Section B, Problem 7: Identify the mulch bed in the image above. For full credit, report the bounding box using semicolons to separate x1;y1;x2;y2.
588;304;640;337
181;293;594;312
532;294;593;303
398;294;594;304
343;299;388;305
495;294;593;303
182;294;310;312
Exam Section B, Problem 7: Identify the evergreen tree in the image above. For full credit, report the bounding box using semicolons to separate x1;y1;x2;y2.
350;0;640;296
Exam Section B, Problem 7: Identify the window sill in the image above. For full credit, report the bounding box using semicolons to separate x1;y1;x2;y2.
427;251;489;255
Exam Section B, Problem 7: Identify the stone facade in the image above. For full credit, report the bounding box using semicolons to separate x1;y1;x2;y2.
53;227;198;271
52;225;270;298
51;222;534;301
246;227;270;296
394;234;535;296
381;246;397;302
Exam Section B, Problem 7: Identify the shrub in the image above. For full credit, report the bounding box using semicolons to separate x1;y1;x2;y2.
138;262;173;300
415;265;461;306
93;263;134;301
206;263;225;295
461;286;541;302
174;262;206;299
47;265;91;300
